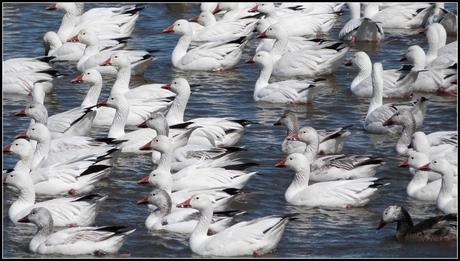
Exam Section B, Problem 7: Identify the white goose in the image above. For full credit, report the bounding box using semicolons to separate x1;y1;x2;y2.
162;78;251;147
370;3;436;29
290;127;385;182
278;3;345;14
96;94;158;153
364;63;419;134
426;3;457;36
137;135;256;191
189;11;257;42
400;151;442;201
44;31;127;62
3;138;113;197
162;19;249;71
420;159;458;214
259;24;349;77
46;2;139;43
424;23;457;68
274;112;352;155
411;131;458;166
4;167;107;227
137;188;244;234
18;207;135;255
216;3;258;21
339;3;384;43
176;194;293;257
68;28;152;75
3;57;57;95
276;153;385;208
246;51;317;104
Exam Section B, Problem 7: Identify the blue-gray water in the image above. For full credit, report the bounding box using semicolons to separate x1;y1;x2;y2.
2;3;458;258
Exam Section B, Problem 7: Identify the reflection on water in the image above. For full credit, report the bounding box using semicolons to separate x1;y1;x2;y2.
2;2;457;258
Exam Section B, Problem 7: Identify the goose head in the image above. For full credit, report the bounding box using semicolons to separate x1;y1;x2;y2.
258;23;286;39
24;102;48;124
18;207;53;227
3;167;32;190
377;205;403;229
411;131;430;152
97;94;129;110
67;28;98;45
290;126;319;145
404;45;426;67
177;194;214;211
163;19;193;36
162;78;191;97
47;2;78;14
252;51;274;67
137;189;172;211
403;151;430;172
349;51;372;69
70;68;102;85
257;3;276;14
2;139;32;158
275;153;308;172
140;135;171;153
419;158;452;175
15;123;50;142
100;52;131;69
382;110;413;127
43;31;62;52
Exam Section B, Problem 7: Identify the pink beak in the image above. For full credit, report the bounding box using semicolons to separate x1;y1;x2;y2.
344;59;353;66
212;5;220;14
70;74;84;84
245;57;255;64
162;24;175;33
398;159;409;168
275;159;287;168
45;3;56;10
418;163;430;171
256;32;267;38
14;131;28;139
13;109;26;117
67;34;79;42
97;99;108;107
286;132;299;140
138;121;148;128
137;196;149;204
101;58;112;66
161;84;172;90
3;144;12;152
176;198;192;208
249;5;258;12
139;141;152;151
137;176;150;185
190;16;199;22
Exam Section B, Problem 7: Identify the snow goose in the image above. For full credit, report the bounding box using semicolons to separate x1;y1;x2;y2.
3;138;113;197
276;153;386;208
274;112;352;155
424;23;457;68
290;127;385;182
162;78;252;147
339;3;384;43
259;24;349;77
411;131;458;166
15;122;116;169
162;19;249;71
216;3;258;21
400;151;442;201
364;63;419;134
246;51;317;104
46;2;140;43
18;207;135;255
137;188;244;234
4;167;107;227
176;194;293;257
400;45;456;95
189;11;257;42
253;3;337;36
370;3;436;29
419;159;458;214
68;28;152;75
96;94;158;153
382;110;418;155
43;31;127;62
426;4;457;36
377;205;457;242
137;135;256;191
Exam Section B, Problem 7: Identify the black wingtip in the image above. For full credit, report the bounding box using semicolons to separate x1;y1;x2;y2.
324;42;344;50
169;122;194;129
122;5;144;15
226;36;247;45
94;138;127;145
95;225;130;234
221;146;247;153
223;162;259;171
37;69;62;77
222;188;241;195
213;210;246;217
73;194;105;202
142;54;153;61
230;119;254;127
79;165;111;177
35;56;56;63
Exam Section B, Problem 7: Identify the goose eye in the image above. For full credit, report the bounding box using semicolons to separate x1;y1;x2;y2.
29;105;33;108
174;82;177;84
177;24;181;26
269;28;272;31
433;161;437;164
195;196;199;200
114;56;118;59
87;72;91;75
111;98;114;100
411;157;414;159
289;157;292;160
10;174;13;178
155;139;159;142
151;193;155;196
31;128;35;131
152;174;156;177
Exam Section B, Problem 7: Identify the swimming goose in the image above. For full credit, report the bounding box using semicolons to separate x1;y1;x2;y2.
44;31;127;62
4;167;107;227
424;23;457;68
46;2;140;43
339;3;384;43
383;110;418;156
68;29;152;75
137;135;256;191
273;111;351;155
176;194;293;257
346;51;418;98
290;127;385;181
419;159;458;214
400;151;442;201
259;24;349;77
163;19;249;71
189;11;257;42
377;205;457;242
137;188;244;234
370;3;436;29
276;153;385;208
3;138;113;196
426;4;457;36
162;78;252;147
411;131;458;166
246;51;317;104
18;207;135;255
364;63;419;134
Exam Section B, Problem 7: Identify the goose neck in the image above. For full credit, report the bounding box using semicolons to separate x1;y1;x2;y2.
112;66;131;95
108;104;129;139
395;208;414;239
351;62;372;92
172;35;192;68
190;206;213;251
166;92;190;126
286;163;311;201
81;80;103;108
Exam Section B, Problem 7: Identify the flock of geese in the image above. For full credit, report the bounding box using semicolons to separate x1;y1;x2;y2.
2;2;458;257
